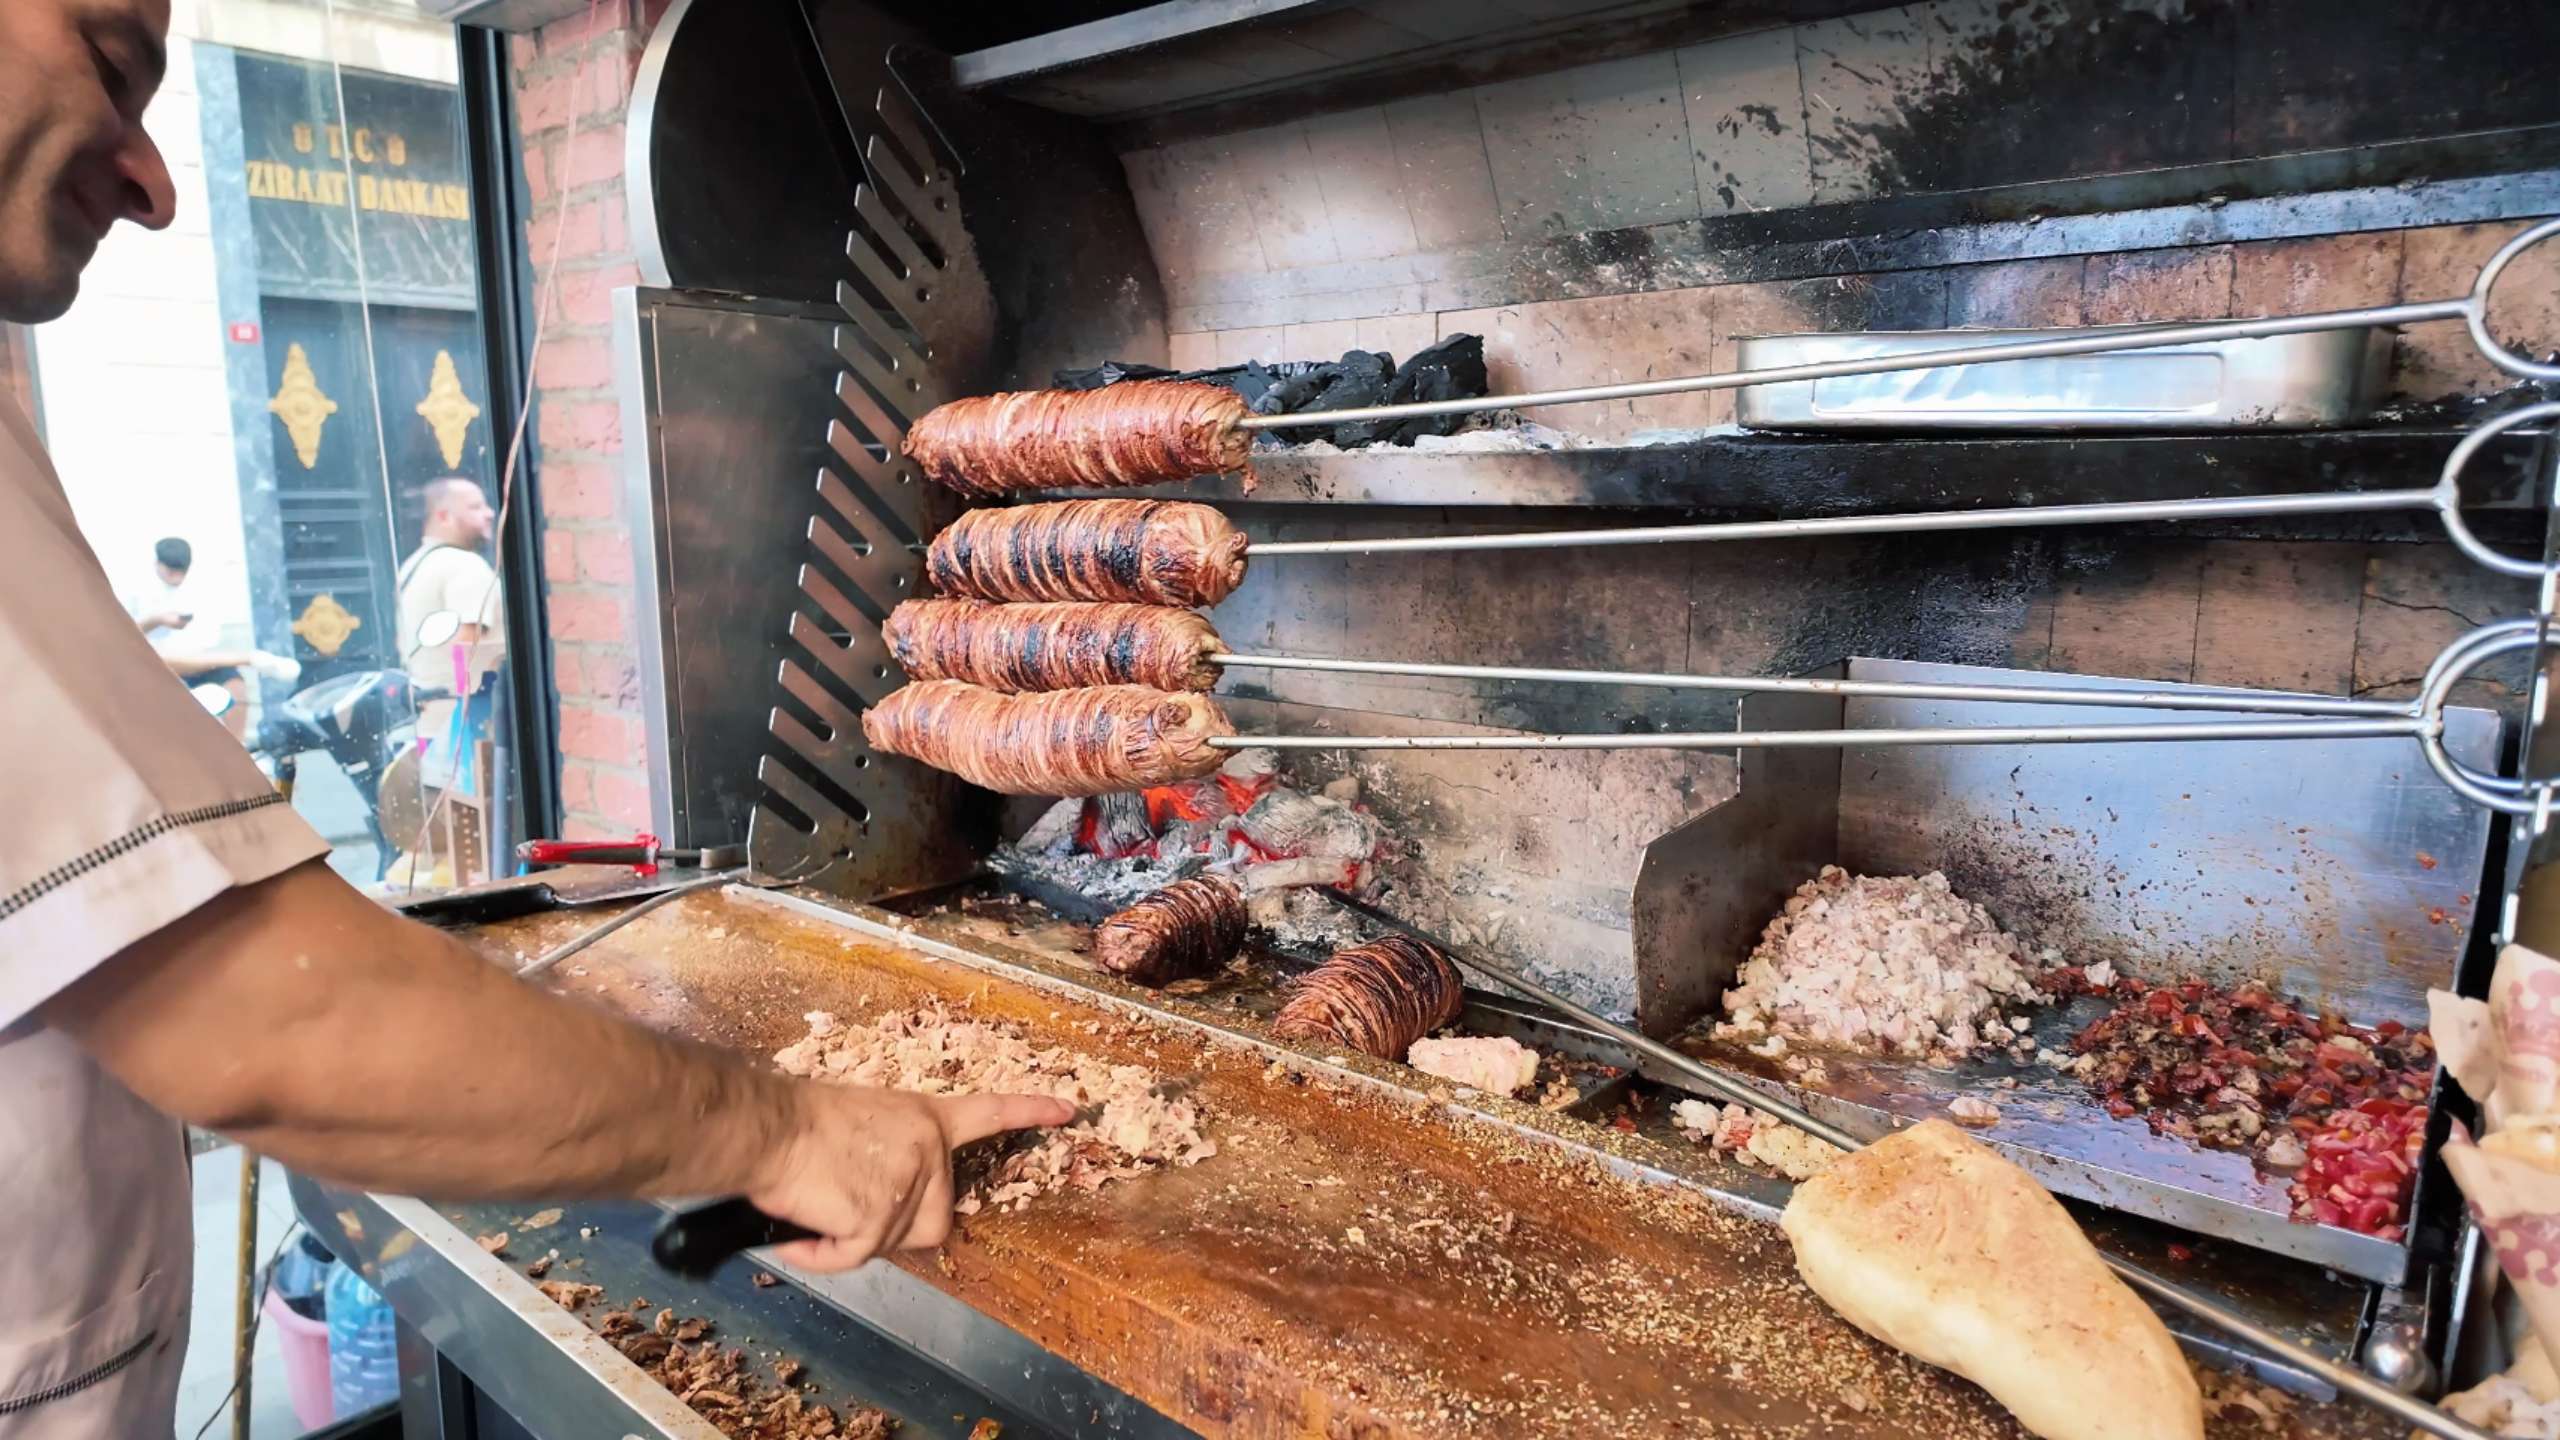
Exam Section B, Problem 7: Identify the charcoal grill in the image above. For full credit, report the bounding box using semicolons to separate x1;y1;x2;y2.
333;3;2560;1436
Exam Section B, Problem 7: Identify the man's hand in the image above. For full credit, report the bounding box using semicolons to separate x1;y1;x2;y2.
749;1088;1074;1270
137;609;188;632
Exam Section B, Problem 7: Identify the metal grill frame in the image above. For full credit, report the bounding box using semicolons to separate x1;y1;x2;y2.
747;76;992;892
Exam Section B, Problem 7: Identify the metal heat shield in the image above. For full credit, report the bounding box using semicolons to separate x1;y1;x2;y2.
612;287;978;890
1633;658;2501;1283
1736;326;2394;431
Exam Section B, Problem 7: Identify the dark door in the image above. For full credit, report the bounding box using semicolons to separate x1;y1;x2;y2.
262;296;396;679
369;305;498;559
260;298;496;680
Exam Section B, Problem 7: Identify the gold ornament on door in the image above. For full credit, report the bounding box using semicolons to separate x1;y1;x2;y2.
290;593;361;657
268;343;338;470
416;350;481;470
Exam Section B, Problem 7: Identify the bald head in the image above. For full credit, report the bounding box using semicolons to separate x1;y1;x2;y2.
0;0;177;322
420;477;494;548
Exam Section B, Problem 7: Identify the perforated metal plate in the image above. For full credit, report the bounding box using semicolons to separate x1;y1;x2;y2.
748;77;994;892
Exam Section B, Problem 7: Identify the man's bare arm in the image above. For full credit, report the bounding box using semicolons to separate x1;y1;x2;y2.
43;859;1071;1262
161;649;258;678
43;859;806;1199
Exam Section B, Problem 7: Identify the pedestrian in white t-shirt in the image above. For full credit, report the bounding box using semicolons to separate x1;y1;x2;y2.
396;476;505;789
0;7;1066;1434
120;535;197;648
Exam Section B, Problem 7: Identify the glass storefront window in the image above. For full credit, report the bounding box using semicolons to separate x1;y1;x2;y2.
26;0;516;893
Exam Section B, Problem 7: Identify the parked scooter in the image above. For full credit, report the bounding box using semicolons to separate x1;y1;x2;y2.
238;612;460;879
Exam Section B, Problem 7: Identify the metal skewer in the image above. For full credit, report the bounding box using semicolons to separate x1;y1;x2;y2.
1248;487;2437;557
1320;891;2495;1440
1209;717;2424;751
1231;218;2559;435
1207;650;2411;718
1235;394;2560;583
1233;301;2471;432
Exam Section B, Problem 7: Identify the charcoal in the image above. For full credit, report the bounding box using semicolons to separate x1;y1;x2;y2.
1050;335;1488;448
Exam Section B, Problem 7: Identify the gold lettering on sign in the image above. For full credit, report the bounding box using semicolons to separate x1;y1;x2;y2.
292;122;312;154
267;343;338;470
386;134;406;166
416;351;481;469
248;160;467;221
291;593;362;658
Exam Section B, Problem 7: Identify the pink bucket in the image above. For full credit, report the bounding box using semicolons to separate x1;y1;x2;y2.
262;1284;335;1430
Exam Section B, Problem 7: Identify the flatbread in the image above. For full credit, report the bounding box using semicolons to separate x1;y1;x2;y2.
1780;1119;2202;1440
2482;1116;2560;1172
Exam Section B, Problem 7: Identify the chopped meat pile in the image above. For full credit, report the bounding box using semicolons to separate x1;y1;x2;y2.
1715;867;2047;1061
774;1005;1216;1214
2048;968;2434;1238
536;1280;603;1310
1944;1096;2003;1128
1670;1099;1843;1181
539;1287;896;1440
1406;1036;1541;1097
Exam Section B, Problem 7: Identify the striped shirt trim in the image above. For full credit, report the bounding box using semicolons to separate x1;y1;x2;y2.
0;792;291;923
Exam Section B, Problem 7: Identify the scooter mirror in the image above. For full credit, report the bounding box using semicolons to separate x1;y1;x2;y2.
190;683;235;717
416;610;463;648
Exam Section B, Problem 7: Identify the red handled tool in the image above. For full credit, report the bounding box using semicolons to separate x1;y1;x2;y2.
514;835;745;876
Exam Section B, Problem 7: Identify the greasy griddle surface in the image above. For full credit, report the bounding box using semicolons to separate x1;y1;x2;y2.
473;891;2394;1440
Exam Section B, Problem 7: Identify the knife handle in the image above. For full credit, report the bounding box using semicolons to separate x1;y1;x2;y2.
650;1198;819;1277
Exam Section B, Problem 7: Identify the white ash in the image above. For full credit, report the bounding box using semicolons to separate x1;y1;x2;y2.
1407;1037;1541;1098
1669;1099;1842;1181
1238;789;1378;864
1714;866;2048;1061
1404;420;1576;453
1242;854;1365;895
774;1006;1215;1215
1252;885;1376;955
1014;795;1083;853
985;844;1202;912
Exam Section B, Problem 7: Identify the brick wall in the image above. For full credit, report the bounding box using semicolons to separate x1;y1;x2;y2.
510;0;667;838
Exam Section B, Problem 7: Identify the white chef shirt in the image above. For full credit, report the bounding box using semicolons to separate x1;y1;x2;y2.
0;397;328;1437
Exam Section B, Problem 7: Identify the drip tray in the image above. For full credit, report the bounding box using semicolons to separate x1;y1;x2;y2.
1631;658;2503;1285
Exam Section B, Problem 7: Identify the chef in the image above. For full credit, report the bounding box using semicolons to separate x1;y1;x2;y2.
0;4;1071;1435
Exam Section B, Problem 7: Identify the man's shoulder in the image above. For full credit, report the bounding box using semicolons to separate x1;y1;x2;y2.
407;544;496;581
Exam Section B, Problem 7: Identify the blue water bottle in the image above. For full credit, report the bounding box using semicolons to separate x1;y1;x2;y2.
322;1262;399;1417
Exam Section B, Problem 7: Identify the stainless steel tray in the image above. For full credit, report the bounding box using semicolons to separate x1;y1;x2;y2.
1735;324;2393;431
